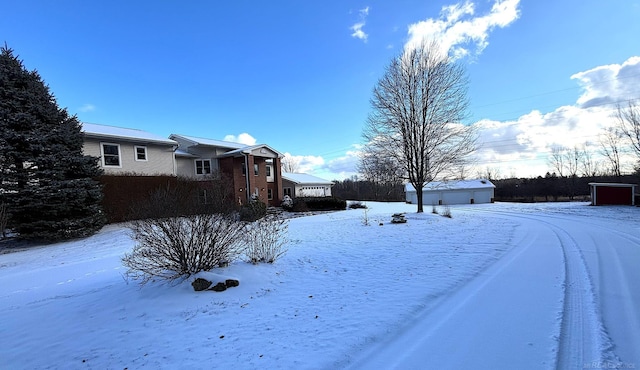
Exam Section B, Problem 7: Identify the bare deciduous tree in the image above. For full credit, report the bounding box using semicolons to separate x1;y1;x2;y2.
363;40;476;212
600;127;623;177
578;145;600;178
358;145;404;200
0;202;8;239
281;155;300;173
616;100;640;160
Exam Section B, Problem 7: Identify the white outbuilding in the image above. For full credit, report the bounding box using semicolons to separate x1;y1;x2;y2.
405;179;495;205
282;173;334;198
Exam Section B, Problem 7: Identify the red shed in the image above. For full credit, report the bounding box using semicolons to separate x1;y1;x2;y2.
589;183;637;206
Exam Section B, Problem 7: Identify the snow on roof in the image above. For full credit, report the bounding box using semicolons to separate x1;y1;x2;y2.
405;179;495;192
282;173;334;185
82;122;176;145
170;134;246;149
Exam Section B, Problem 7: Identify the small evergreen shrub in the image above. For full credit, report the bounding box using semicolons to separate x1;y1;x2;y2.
349;201;367;209
291;199;309;212
298;197;346;211
240;200;267;221
281;195;294;211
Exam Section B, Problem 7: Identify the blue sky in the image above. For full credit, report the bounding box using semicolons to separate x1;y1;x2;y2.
3;0;640;180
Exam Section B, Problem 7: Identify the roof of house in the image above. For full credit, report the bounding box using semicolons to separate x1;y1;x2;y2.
588;182;637;187
282;173;334;185
169;134;246;150
82;122;177;145
220;144;284;158
405;179;495;192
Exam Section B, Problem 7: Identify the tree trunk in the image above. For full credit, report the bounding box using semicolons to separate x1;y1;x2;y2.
415;186;424;213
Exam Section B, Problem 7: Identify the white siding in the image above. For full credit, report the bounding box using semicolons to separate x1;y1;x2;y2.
83;139;176;175
406;188;495;205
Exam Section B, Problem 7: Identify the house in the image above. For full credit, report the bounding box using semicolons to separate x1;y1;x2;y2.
405;179;495;205
282;173;334;198
589;183;637;206
82;123;177;176
170;134;284;206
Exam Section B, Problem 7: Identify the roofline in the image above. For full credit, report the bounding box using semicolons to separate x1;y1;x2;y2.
219;144;284;158
588;182;637;187
83;131;177;146
169;134;246;149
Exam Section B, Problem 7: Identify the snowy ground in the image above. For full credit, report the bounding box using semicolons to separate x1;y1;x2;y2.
1;202;638;369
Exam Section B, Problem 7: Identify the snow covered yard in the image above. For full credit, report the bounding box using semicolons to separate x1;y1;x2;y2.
1;202;639;369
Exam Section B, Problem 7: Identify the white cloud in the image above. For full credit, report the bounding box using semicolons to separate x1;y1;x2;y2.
350;6;370;42
472;56;640;178
282;152;325;174
78;103;95;112
282;145;362;181
571;56;640;108
223;133;257;145
405;0;520;58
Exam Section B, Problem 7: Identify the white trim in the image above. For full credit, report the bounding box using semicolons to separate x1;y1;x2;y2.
134;145;148;161
100;142;122;168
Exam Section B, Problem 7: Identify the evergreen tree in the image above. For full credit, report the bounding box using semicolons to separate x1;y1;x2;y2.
0;45;105;241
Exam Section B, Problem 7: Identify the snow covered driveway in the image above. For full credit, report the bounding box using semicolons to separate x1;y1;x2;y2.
0;202;638;369
350;203;640;369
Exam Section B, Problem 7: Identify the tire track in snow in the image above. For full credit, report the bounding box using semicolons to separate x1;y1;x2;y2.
587;228;640;364
551;224;607;369
469;208;616;367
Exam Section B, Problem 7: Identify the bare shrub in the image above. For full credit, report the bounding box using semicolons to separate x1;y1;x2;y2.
243;216;289;264
361;206;370;226
127;174;236;221
441;205;452;218
122;178;243;284
123;213;246;283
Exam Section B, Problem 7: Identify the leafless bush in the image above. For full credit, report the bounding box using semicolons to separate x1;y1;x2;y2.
127;174;236;221
123;213;246;283
243;216;289;264
0;202;8;238
361;206;370;226
441;205;452;218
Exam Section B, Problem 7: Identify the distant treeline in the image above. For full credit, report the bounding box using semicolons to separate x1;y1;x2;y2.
332;173;640;203
331;179;404;202
493;173;639;202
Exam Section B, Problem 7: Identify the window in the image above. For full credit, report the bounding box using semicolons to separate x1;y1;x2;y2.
101;143;121;167
267;188;273;200
254;163;259;176
195;159;212;175
266;164;274;183
283;187;292;197
134;146;147;161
